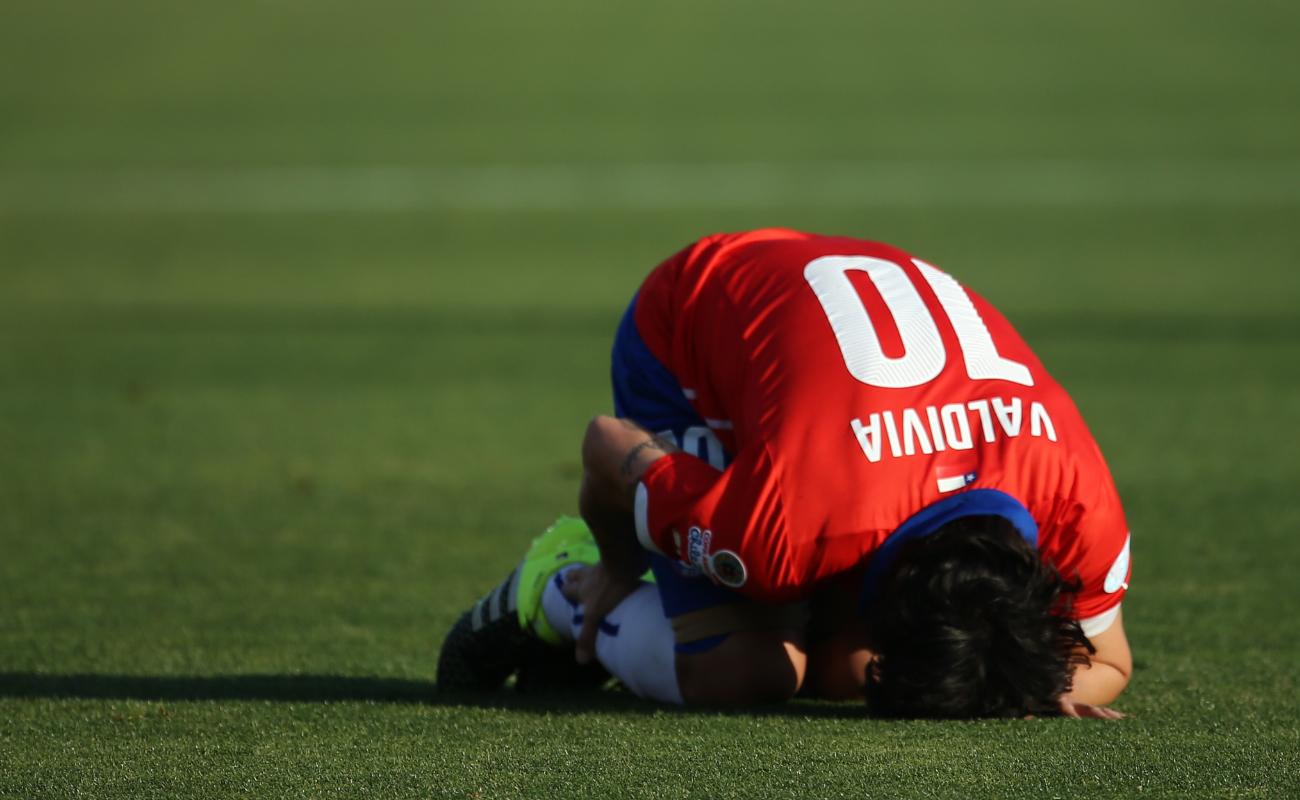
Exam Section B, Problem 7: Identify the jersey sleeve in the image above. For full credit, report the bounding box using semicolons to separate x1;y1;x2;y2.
1057;473;1132;623
634;447;798;601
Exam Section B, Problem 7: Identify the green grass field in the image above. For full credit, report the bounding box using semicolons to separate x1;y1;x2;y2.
2;2;1298;797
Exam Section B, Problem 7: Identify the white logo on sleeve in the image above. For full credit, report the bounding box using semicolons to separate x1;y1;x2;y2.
1104;534;1131;593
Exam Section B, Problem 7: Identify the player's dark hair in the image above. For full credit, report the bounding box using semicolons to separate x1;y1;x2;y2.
863;515;1094;719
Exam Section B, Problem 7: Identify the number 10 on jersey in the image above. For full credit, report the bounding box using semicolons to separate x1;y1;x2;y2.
804;256;1034;389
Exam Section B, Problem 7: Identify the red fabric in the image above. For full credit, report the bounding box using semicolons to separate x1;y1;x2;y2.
634;229;1130;617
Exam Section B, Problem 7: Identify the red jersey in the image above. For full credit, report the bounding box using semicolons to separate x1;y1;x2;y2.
632;229;1131;622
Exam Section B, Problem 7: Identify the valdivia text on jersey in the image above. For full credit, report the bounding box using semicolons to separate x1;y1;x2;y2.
850;396;1057;463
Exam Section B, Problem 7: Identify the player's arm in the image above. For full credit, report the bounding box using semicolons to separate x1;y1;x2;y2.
1065;609;1132;708
1056;476;1133;714
579;415;678;576
572;415;678;662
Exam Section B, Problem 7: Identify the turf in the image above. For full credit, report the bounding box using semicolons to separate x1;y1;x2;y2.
1;1;1298;797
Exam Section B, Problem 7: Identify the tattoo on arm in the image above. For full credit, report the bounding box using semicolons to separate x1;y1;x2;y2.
619;434;678;480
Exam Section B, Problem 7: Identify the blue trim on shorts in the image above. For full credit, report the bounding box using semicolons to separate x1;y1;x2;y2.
572;613;622;638
858;489;1040;611
674;634;729;655
646;553;748;617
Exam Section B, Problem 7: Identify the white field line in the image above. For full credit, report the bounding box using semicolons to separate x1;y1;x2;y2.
2;160;1299;213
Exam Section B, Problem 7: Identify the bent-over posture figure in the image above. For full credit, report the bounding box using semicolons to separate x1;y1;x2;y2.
440;229;1133;718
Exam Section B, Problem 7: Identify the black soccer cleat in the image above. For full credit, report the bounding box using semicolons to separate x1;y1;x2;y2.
437;568;532;691
514;638;611;694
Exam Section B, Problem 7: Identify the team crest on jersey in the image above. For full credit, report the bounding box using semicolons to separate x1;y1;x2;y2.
679;526;748;588
708;550;748;588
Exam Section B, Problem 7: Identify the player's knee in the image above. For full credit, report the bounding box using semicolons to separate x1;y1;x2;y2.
580;415;620;469
581;415;605;464
677;630;806;705
579;416;624;516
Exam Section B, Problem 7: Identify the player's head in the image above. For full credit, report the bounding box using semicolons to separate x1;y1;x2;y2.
863;514;1093;718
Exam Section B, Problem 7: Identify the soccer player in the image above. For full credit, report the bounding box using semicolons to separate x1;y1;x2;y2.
439;229;1133;718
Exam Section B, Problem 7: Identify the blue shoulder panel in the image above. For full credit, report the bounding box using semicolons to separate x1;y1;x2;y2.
858;489;1039;611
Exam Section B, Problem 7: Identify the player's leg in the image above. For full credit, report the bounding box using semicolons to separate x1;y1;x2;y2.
436;519;810;704
634;552;810;704
438;515;693;701
537;563;681;702
437;516;612;692
441;287;814;703
603;291;811;704
677;630;808;704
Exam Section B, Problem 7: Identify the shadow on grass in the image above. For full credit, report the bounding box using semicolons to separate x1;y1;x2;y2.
0;672;867;719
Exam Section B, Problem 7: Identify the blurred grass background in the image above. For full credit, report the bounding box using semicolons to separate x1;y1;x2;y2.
1;1;1298;797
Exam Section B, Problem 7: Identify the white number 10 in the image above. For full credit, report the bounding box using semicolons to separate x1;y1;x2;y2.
803;256;1033;388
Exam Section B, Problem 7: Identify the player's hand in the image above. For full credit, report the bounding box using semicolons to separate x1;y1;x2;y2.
1057;697;1126;720
563;563;640;666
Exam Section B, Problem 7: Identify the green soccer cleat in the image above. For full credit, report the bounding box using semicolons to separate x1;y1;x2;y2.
516;515;602;645
436;516;602;691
